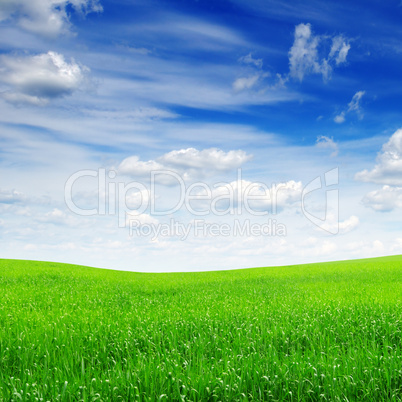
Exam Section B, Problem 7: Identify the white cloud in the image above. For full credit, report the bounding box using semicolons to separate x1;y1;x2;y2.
117;156;164;178
0;188;26;204
362;185;402;211
65;45;299;112
239;53;263;68
355;129;402;212
334;113;345;124
125;189;151;210
329;35;351;65
0;51;90;105
158;148;252;171
38;208;82;226
391;238;402;252
316;135;338;157
318;214;359;235
232;74;261;92
308;240;337;256
338;215;359;233
289;23;321;81
24;242;77;251
356;129;402;185
208;179;302;212
0;0;102;37
154;17;247;49
345;239;385;255
118;148;253;182
298;237;337;257
1;92;48;106
334;91;365;123
84;107;179;121
289;23;350;82
233;52;270;92
116;44;152;55
347;91;365;117
126;212;159;226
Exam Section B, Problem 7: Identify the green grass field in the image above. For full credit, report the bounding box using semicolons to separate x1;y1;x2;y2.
0;257;401;401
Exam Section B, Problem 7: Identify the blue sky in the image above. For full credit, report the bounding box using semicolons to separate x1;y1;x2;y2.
1;0;402;271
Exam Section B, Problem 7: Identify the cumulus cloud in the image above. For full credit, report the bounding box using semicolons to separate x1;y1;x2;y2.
356;130;402;212
119;148;253;181
158;148;252;171
316;135;338;157
355;129;402;185
334;91;365;123
0;51;90;105
205;179;303;213
362;185;402;212
289;23;350;82
0;0;103;37
118;156;164;178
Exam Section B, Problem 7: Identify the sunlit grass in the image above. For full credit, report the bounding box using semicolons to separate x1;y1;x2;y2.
0;256;401;400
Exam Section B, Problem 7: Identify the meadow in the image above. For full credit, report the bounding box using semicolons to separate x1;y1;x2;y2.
0;256;401;401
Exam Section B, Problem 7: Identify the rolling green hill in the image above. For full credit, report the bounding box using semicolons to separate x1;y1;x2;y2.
0;257;401;401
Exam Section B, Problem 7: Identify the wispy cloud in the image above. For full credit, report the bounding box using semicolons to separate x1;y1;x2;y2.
347;91;365;117
232;23;351;94
329;35;351;65
232;74;261;92
132;14;248;52
84;107;179;121
232;51;273;93
334;91;365;123
239;53;263;68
